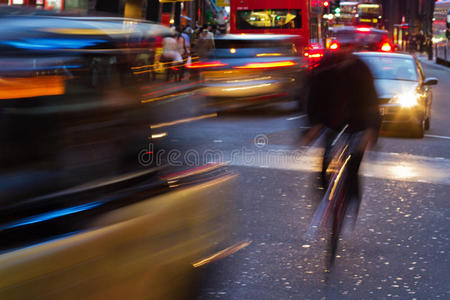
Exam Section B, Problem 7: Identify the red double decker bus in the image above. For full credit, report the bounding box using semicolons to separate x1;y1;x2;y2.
230;0;323;54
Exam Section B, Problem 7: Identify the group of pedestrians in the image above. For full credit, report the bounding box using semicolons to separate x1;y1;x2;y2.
160;23;220;81
405;30;433;59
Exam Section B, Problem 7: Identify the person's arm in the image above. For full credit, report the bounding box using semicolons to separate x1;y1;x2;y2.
300;69;326;146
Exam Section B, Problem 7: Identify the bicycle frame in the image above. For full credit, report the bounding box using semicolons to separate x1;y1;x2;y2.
305;125;365;269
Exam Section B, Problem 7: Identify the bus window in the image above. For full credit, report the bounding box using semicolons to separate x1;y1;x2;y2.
357;3;382;18
356;3;382;27
236;9;302;30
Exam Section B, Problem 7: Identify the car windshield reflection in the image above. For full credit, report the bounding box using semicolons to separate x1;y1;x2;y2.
360;56;418;81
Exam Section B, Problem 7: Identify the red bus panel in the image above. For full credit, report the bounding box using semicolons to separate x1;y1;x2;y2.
230;0;309;48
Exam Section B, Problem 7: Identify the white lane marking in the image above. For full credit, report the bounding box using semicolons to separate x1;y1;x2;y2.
287;114;306;121
225;146;450;186
425;134;450;140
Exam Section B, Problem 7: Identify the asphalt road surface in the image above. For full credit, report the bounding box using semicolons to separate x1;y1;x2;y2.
152;57;450;299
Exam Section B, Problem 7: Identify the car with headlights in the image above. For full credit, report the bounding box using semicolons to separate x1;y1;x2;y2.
189;34;306;110
355;52;438;138
327;26;394;52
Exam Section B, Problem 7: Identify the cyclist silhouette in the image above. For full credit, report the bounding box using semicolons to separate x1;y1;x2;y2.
303;42;381;266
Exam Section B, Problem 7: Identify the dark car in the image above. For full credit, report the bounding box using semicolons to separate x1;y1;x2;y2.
355;52;438;138
189;34;306;110
327;26;394;52
0;14;236;299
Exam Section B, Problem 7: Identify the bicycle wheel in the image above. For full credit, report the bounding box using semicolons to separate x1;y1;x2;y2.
326;151;352;269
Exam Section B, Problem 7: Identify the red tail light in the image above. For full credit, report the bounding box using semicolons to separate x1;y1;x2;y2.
329;42;339;50
381;42;392;52
308;53;323;59
234;61;296;69
356;27;371;32
186;61;228;69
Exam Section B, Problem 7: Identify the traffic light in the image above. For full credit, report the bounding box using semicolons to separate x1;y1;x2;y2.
330;1;341;15
323;1;330;14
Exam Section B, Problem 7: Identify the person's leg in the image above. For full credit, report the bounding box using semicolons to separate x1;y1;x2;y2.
344;147;364;232
321;130;337;188
165;62;171;81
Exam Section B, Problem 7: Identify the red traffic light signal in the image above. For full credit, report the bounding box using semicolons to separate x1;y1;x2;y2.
323;1;330;7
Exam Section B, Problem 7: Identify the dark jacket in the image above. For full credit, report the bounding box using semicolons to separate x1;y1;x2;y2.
307;52;381;133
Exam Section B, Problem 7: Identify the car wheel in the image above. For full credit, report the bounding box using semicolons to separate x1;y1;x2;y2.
411;120;424;138
424;117;430;130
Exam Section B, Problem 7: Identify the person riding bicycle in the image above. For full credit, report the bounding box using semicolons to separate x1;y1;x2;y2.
305;41;381;226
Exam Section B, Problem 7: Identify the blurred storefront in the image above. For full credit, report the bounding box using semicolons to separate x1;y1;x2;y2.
6;0;89;13
4;0;225;28
381;0;435;37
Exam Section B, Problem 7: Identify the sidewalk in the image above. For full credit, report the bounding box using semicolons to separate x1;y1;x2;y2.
415;52;449;71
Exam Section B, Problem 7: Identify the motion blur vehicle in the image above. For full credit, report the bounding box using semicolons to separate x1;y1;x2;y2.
230;0;327;57
432;0;450;66
191;34;306;110
355;52;438;138
0;14;172;179
0;12;237;299
327;26;394;52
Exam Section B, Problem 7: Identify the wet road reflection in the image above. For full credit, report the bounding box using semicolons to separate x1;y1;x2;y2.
221;146;450;186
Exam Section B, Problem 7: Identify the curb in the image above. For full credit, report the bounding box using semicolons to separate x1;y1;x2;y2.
416;55;449;71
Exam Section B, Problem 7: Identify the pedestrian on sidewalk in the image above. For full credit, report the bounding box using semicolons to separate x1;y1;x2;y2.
191;26;215;80
161;33;183;81
175;29;188;81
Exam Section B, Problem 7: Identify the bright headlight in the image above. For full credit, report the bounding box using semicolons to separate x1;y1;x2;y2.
392;91;419;108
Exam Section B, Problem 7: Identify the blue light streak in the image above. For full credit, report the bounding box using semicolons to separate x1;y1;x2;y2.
0;201;103;231
1;38;107;50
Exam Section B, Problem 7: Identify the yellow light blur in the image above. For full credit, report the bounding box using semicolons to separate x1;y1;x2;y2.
256;53;282;57
150;113;217;129
0;76;65;99
394;92;419;108
359;4;380;8
151;132;167;139
193;240;251;268
230;48;236;54
222;83;271;92
169;19;175;24
329;155;352;201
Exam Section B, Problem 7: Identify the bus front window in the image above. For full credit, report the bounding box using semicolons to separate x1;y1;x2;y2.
236;9;302;30
357;4;381;18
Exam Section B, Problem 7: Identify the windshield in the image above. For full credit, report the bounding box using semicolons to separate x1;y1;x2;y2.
215;39;291;49
334;31;387;44
359;56;418;81
357;4;381;17
236;9;302;30
213;39;294;57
